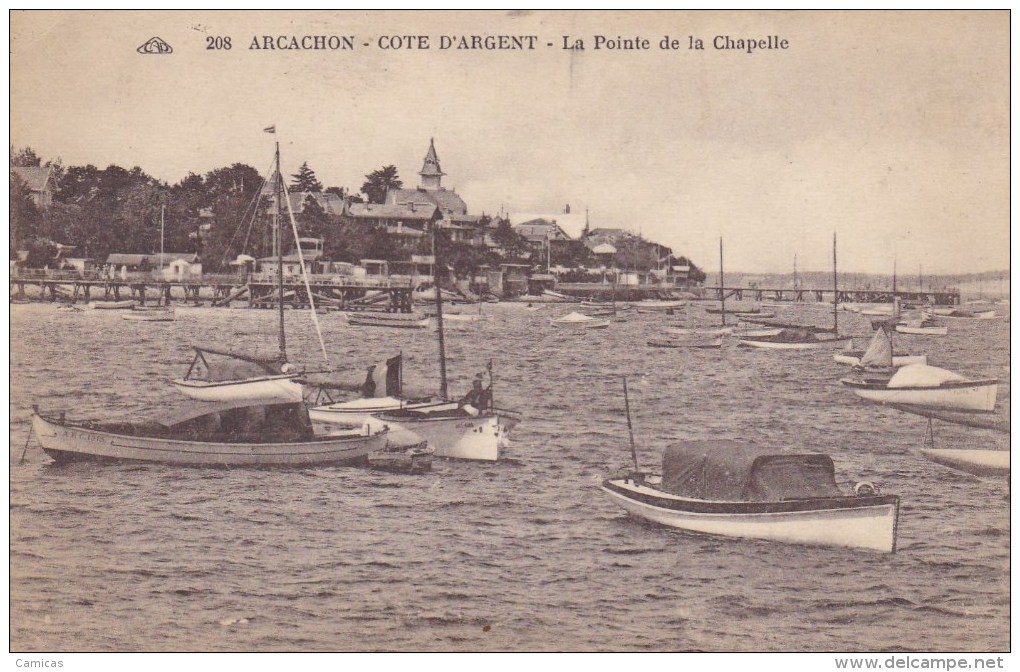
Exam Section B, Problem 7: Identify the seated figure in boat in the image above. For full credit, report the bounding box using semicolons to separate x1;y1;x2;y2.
459;373;485;414
361;365;377;398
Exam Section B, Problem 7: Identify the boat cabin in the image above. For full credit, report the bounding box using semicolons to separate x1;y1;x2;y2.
661;440;842;502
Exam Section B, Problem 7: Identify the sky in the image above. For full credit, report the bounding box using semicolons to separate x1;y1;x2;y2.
10;10;1010;274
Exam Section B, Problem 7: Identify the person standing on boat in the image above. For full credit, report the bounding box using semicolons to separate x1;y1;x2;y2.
361;365;377;398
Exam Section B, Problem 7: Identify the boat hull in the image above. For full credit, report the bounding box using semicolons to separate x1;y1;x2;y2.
88;300;136;310
551;319;610;329
832;353;928;367
32;413;386;467
346;314;430;329
372;410;519;461
601;479;899;553
920;449;1009;477
738;337;850;350
368;444;435;474
122;310;175;322
310;398;455;427
895;325;948;336
171;374;305;403
841;378;998;412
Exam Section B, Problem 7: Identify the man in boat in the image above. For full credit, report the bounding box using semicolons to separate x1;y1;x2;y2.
459;373;485;413
361;365;377;398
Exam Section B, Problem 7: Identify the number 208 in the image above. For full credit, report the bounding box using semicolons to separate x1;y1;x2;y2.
206;36;231;49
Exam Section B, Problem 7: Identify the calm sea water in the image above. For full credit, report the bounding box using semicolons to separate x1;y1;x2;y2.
9;301;1010;652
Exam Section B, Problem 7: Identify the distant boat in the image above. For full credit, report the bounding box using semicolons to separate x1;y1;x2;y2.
738;328;850;350
841;364;998;412
122;306;175;322
647;337;723;349
935;309;998;320
602;440;900;553
88;300;136;310
346;313;431;329
895;319;948;336
31;401;388;467
551;311;610;329
920;449;1009;477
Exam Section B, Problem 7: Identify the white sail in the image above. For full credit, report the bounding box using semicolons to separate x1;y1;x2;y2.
859;327;894;368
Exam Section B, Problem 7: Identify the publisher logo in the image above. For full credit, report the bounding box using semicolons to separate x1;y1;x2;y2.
137;37;173;55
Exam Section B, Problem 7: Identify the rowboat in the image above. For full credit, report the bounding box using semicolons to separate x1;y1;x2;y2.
734;311;775;319
602;440;900;553
738;328;850;350
368;441;435;474
935;309;998;320
551;311;610;329
919;449;1009;477
31;401;388;467
346;313;431;329
833;352;927;367
895;321;948;336
841;364;998;412
647;338;723;349
88;300;136;310
666;326;733;336
122;307;175;322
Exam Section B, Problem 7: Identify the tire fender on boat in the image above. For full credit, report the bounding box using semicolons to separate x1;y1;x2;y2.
854;481;878;497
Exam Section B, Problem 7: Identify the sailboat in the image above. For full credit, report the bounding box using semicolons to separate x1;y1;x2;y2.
371;228;521;461
123;206;176;322
833;325;927;368
172;133;327;403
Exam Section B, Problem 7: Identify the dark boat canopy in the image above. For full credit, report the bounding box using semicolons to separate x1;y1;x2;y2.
661;440;842;502
83;402;316;444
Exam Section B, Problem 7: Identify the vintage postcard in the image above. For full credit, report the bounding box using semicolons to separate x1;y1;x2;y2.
8;10;1009;661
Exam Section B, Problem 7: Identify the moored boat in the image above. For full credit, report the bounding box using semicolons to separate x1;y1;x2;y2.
895;321;948;336
738;328;850;350
935;309;998;320
372;406;521;461
919;449;1009;477
31;401;387;467
172;346;304;403
88;300;136;310
122;307;175;322
602;440;900;553
346;312;431;329
647;337;723;349
551;311;610;329
841;364;998;412
368;441;435;474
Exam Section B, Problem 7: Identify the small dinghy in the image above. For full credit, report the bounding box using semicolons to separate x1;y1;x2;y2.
935;309;998;320
647;337;723;349
895;318;948;336
920;449;1009;477
841;364;998;413
832;330;927;368
88;300;136;310
551;311;610;329
346;313;431;329
738;328;849;350
602;440;900;553
368;441;435;474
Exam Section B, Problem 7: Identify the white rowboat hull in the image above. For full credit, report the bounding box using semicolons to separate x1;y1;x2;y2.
895;325;948;336
171;374;305;403
371;411;518;461
920;449;1009;477
310;398;455;428
602;479;898;553
832;353;928;367
738;338;850;350
842;380;998;412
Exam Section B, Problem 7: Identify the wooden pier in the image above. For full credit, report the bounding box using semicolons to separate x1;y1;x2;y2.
707;286;961;306
9;270;417;312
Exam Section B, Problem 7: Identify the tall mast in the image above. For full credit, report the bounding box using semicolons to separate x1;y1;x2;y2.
719;237;725;326
793;253;798;292
432;228;448;399
832;232;839;333
893;258;897;295
160;205;165;269
274;141;286;361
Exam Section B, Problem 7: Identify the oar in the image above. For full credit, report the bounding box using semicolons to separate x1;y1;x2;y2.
622;376;639;475
19;422;34;464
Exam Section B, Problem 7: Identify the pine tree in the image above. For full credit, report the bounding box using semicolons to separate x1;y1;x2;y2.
290;162;323;192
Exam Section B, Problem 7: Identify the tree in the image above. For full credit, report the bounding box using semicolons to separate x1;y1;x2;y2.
297;195;329;239
490;218;529;262
291;162;323;192
10;173;41;253
360;165;402;204
10;146;41;167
